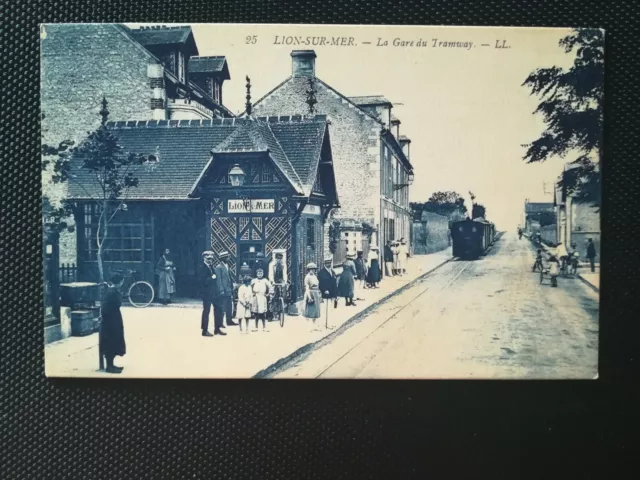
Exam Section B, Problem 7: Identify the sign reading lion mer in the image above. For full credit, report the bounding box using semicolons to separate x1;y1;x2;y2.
228;199;276;213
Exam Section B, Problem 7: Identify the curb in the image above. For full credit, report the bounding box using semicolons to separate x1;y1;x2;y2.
252;256;454;379
577;273;600;293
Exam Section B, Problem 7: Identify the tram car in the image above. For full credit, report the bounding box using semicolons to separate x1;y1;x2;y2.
451;218;496;259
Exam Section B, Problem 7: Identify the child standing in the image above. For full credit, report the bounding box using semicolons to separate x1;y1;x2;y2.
251;268;272;332
236;275;253;333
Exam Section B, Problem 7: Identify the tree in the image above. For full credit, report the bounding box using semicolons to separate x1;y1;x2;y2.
328;220;342;254
527;210;556;227
522;28;603;207
50;97;146;281
410;191;467;220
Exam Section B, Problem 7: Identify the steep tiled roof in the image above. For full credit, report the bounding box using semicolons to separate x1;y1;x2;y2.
189;56;228;74
129;26;193;46
66;117;329;200
348;95;393;107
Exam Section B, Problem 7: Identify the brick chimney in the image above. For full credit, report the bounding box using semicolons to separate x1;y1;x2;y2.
291;50;316;77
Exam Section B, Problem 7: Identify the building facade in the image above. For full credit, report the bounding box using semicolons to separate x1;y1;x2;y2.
554;174;601;258
41;24;234;263
67;116;338;303
523;200;555;234
250;50;414;262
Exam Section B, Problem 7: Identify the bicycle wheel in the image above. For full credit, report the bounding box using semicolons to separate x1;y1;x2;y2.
279;299;285;327
129;281;154;308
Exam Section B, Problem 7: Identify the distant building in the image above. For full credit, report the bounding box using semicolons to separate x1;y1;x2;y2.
250;50;414;263
554;166;601;257
41;24;234;263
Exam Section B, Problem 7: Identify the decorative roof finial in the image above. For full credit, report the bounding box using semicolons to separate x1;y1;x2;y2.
245;76;252;117
99;96;109;126
305;77;318;115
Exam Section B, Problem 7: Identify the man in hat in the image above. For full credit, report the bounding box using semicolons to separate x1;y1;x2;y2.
268;251;288;285
199;250;220;337
214;250;237;330
318;258;339;309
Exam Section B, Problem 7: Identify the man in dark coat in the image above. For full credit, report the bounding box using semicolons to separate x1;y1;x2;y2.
214;250;238;329
100;273;127;373
384;241;394;278
586;238;597;273
199;250;222;336
318;258;339;308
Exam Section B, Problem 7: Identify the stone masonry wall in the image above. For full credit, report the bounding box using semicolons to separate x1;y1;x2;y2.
252;77;382;226
41;24;160;263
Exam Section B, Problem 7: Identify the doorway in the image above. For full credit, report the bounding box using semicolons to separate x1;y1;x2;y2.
238;243;264;275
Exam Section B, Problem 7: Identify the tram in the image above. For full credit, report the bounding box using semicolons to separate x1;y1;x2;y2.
450;218;496;259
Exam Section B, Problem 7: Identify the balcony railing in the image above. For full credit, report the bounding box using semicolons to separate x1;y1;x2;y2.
167;98;214;120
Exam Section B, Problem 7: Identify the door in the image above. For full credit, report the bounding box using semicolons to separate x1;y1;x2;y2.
238;243;264;276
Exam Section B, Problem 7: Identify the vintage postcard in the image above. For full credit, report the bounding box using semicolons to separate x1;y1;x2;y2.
41;23;602;379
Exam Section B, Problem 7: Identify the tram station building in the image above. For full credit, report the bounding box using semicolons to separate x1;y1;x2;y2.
67;116;339;301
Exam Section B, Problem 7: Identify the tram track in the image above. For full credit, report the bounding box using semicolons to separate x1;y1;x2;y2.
311;260;473;378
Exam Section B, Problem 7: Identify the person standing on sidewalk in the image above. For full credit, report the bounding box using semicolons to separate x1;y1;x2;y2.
318;258;338;309
199;251;222;337
303;263;322;331
214;251;237;330
366;246;382;288
586;238;597;273
384;241;394;277
156;248;176;305
236;275;253;334
354;250;367;300
399;239;409;275
392;241;401;276
338;253;357;306
251;268;271;332
100;273;127;374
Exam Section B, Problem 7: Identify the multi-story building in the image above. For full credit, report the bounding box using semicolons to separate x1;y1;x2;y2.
250;50;414;264
41;24;234;263
554;166;601;258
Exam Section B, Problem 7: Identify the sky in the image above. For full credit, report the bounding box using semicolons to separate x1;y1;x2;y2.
130;24;577;230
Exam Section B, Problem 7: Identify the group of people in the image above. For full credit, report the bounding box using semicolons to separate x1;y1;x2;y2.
383;239;410;277
533;238;598;288
200;250;289;335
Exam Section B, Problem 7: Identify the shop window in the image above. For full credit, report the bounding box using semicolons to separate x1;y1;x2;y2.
306;218;316;250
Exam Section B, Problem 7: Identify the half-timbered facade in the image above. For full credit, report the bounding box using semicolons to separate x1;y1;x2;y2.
67;116;339;303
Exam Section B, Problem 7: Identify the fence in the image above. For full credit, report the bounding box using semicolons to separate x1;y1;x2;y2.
59;263;78;283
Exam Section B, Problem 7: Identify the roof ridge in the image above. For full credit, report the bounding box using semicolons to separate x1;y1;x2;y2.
255;120;305;190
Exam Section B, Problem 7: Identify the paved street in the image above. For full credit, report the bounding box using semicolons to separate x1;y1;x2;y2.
272;233;599;379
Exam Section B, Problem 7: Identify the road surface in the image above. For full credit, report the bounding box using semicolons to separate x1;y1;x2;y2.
273;233;599;379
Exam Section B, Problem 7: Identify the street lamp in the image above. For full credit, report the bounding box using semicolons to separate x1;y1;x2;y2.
228;163;251;212
393;171;415;190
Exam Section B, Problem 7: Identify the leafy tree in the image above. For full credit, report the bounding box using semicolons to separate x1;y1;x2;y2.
410;191;467;220
527;210;556;227
328;220;342;254
522;28;603;207
50;97;147;281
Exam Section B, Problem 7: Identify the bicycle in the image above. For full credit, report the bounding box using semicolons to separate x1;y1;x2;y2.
270;282;289;327
106;268;155;308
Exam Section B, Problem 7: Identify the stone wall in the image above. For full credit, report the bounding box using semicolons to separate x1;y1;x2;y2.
411;212;450;255
41;24;161;263
252;77;382;226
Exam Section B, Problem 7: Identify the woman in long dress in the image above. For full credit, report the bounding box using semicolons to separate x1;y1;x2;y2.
338;254;357;306
156;248;176;305
303;263;322;331
100;273;126;374
366;246;382;288
392;241;401;275
251;268;272;332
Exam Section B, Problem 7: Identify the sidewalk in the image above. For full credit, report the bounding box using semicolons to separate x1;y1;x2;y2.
45;248;453;379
